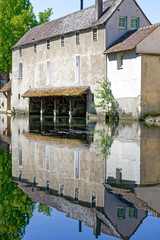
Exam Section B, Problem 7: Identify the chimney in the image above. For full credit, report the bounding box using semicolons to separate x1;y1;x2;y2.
80;0;83;10
95;0;103;20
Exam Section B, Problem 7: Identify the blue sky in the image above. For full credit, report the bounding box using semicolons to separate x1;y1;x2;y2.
30;0;160;24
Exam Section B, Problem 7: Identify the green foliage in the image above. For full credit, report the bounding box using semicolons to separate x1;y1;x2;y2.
92;77;116;116
0;145;53;239
0;0;53;78
38;203;52;217
96;122;118;161
38;8;53;25
0;147;36;239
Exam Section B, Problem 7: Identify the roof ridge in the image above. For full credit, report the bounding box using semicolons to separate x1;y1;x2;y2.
138;22;160;31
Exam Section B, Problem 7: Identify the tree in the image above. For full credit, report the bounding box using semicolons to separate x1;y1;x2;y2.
92;77;116;117
0;0;53;81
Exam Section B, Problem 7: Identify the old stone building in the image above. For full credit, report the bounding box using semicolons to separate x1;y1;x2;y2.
11;0;150;118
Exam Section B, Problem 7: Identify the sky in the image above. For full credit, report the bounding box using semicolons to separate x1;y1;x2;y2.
30;0;160;24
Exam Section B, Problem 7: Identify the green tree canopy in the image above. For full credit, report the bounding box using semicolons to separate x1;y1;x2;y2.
0;0;53;80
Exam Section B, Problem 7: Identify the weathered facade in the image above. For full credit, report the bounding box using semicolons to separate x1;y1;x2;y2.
11;0;150;118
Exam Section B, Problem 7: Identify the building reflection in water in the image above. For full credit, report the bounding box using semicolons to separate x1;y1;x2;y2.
6;115;160;239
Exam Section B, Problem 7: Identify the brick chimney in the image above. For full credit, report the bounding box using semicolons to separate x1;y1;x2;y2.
80;0;83;10
96;0;103;20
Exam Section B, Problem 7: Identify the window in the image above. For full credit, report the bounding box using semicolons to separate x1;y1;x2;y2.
75;55;80;84
19;47;22;57
76;32;80;45
75;188;79;201
93;28;98;41
74;151;80;179
34;43;37;53
47;39;50;49
117;208;125;220
46;61;50;86
46;145;50;171
18;62;23;79
18;94;20;100
129;208;137;218
117;53;123;69
61;36;64;47
91;194;96;207
18;149;22;166
119;17;127;29
131;18;139;29
60;185;64;196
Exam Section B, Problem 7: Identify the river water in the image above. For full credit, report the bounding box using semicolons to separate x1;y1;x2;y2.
0;114;160;240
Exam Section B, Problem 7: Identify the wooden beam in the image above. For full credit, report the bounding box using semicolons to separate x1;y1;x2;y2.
80;95;86;102
3;92;7;99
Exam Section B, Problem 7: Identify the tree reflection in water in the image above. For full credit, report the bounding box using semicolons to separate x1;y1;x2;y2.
0;146;52;239
96;122;118;161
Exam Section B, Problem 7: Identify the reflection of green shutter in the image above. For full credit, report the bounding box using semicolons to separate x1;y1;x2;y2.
129;208;137;218
117;207;125;220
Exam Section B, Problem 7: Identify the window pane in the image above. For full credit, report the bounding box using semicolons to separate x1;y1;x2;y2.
19;62;23;78
117;208;125;219
119;17;127;29
131;18;139;29
46;61;50;86
75;55;80;83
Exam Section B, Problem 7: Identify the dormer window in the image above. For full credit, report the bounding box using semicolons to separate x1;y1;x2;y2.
61;36;64;47
47;39;50;49
119;17;127;29
93;28;98;42
131;18;139;29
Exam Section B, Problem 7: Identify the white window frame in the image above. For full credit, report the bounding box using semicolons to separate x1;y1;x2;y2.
46;60;50;86
46;145;50;171
18;61;23;79
18;148;22;167
117;53;123;69
74;151;80;179
75;55;80;84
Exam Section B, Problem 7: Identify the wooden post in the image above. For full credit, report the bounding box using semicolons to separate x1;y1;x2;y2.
40;98;43;117
54;98;57;123
69;97;72;120
40;98;43;131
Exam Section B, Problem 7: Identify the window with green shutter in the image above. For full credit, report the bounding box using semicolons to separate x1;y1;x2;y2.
131;18;139;29
119;17;127;29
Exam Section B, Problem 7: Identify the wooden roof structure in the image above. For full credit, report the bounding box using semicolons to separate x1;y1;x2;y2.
22;86;89;98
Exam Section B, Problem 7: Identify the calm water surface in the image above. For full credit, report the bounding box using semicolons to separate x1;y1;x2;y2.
0;114;160;239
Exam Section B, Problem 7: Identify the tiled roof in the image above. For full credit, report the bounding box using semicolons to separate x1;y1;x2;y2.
0;80;11;93
22;86;89;98
105;24;160;54
13;0;124;48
